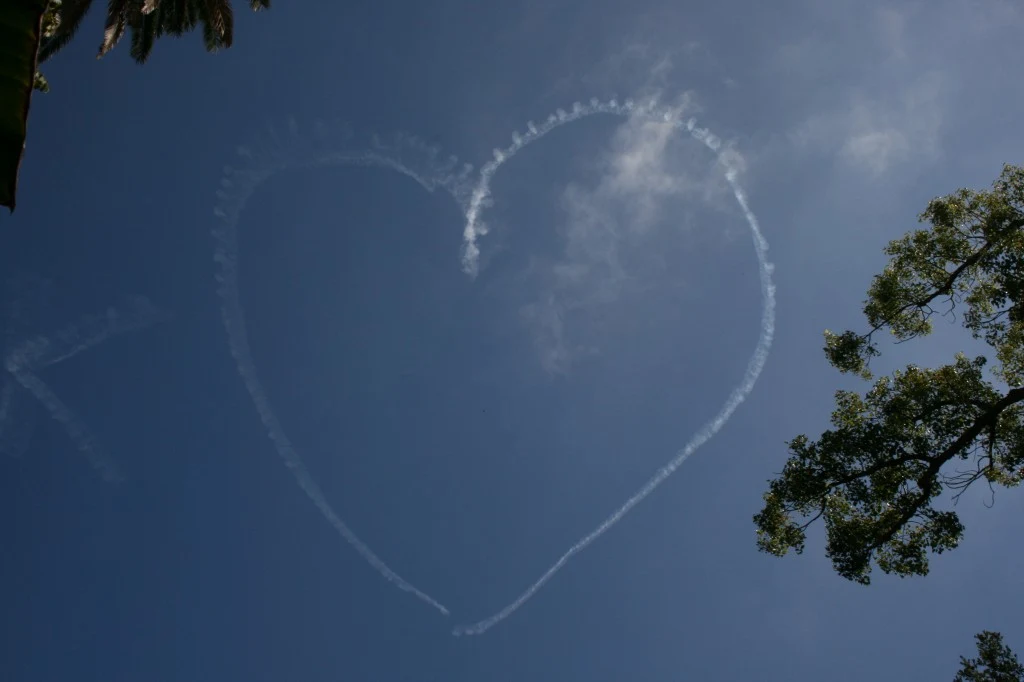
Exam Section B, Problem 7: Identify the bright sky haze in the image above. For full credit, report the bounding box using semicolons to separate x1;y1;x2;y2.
2;1;1023;680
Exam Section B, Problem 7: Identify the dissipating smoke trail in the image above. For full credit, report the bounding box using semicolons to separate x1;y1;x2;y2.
3;296;167;482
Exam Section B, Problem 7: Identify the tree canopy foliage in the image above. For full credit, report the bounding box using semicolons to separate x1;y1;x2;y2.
754;164;1024;584
955;631;1024;682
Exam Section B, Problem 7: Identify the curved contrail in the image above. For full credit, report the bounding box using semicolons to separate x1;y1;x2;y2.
452;98;776;635
211;124;470;616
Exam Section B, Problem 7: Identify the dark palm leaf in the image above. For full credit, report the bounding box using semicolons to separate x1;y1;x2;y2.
98;0;133;58
200;19;218;51
160;0;198;37
199;0;232;49
39;0;98;63
48;0;266;63
190;0;230;52
216;0;233;46
0;0;49;211
128;9;157;62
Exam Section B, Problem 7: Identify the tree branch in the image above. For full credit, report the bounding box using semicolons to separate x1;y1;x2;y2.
865;386;1024;552
859;240;997;345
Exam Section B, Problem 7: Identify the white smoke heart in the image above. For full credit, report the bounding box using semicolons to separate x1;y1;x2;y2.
211;98;775;636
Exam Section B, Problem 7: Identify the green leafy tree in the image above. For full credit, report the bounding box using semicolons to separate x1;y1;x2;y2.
754;164;1024;584
955;631;1024;681
752;166;1024;678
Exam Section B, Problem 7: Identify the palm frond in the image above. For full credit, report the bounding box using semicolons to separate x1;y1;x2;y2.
200;18;217;51
46;0;268;64
207;0;232;47
97;0;132;58
39;0;98;63
195;0;232;52
161;0;197;37
128;9;156;62
216;0;233;46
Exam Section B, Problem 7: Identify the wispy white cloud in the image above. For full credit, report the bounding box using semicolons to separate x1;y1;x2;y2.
840;130;910;177
532;11;732;115
520;95;732;373
789;71;944;178
596;104;693;230
519;294;584;375
765;1;1024;181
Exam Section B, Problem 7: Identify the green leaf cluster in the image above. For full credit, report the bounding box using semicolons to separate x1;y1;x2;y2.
955;631;1024;682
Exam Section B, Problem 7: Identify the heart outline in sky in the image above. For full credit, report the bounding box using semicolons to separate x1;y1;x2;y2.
211;96;775;636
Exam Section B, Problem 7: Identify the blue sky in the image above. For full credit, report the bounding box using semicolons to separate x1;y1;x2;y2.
2;0;1023;680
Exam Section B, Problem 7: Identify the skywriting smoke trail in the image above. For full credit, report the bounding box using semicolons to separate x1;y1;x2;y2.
451;98;775;636
212;125;468;616
212;103;774;635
